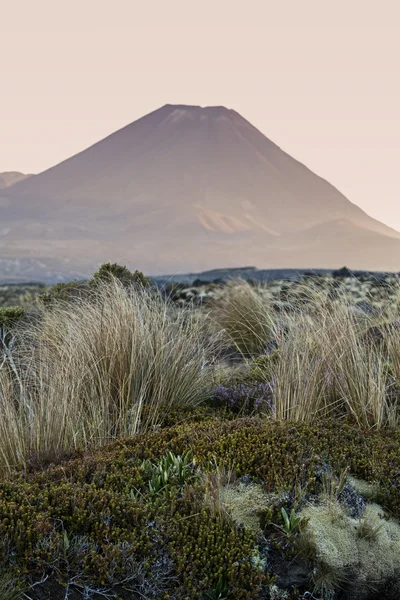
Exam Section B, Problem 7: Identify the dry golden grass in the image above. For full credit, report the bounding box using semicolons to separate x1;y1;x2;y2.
0;280;219;472
271;309;334;421
210;279;275;354
212;279;400;428
2;275;400;472
275;295;396;427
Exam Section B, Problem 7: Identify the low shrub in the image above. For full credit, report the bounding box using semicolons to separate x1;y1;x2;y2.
0;307;25;329
211;379;274;416
0;417;399;597
91;262;151;288
39;279;88;306
40;264;151;307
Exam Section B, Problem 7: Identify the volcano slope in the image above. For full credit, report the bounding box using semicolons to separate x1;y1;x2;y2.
1;104;400;281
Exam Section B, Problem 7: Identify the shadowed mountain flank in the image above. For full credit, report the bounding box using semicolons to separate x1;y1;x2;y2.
1;104;399;281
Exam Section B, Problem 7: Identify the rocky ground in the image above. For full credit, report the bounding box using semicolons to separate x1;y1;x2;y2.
161;268;400;317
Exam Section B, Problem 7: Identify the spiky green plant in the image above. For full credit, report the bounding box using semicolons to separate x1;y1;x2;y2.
142;450;195;496
203;573;234;600
275;507;304;537
0;572;27;600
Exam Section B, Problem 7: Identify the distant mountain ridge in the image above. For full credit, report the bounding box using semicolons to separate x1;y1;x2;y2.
1;104;400;281
0;171;32;190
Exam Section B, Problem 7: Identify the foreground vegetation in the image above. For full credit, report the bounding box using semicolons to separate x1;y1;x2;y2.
1;265;400;599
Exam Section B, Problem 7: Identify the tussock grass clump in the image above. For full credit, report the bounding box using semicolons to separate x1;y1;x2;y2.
271;309;334;422
272;299;391;427
0;279;219;472
311;559;348;598
210;279;275;354
333;327;388;429
213;278;400;429
355;515;383;541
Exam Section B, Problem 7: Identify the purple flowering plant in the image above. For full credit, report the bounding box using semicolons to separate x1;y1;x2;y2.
211;378;275;416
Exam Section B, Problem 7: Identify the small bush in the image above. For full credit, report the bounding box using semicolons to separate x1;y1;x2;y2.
39;279;89;306
92;262;151;288
40;265;151;307
0;307;25;329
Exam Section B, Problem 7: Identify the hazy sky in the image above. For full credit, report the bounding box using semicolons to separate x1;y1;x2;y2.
1;0;400;230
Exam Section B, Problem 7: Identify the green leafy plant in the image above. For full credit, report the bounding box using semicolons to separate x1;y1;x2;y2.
142;450;195;496
275;507;304;537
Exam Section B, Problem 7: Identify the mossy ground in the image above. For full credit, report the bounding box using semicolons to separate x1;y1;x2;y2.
1;416;400;599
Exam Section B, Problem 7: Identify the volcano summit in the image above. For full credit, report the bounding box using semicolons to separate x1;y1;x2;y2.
1;104;399;281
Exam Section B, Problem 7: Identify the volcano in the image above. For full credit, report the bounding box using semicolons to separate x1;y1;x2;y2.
1;104;399;281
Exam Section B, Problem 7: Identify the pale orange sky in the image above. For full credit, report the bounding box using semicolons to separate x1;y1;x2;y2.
1;0;400;230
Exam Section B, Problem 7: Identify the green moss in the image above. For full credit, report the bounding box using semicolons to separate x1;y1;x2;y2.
302;499;400;595
347;476;380;502
0;418;400;597
221;483;270;532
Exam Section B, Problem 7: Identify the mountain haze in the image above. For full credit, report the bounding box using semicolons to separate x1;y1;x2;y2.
1;104;399;281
